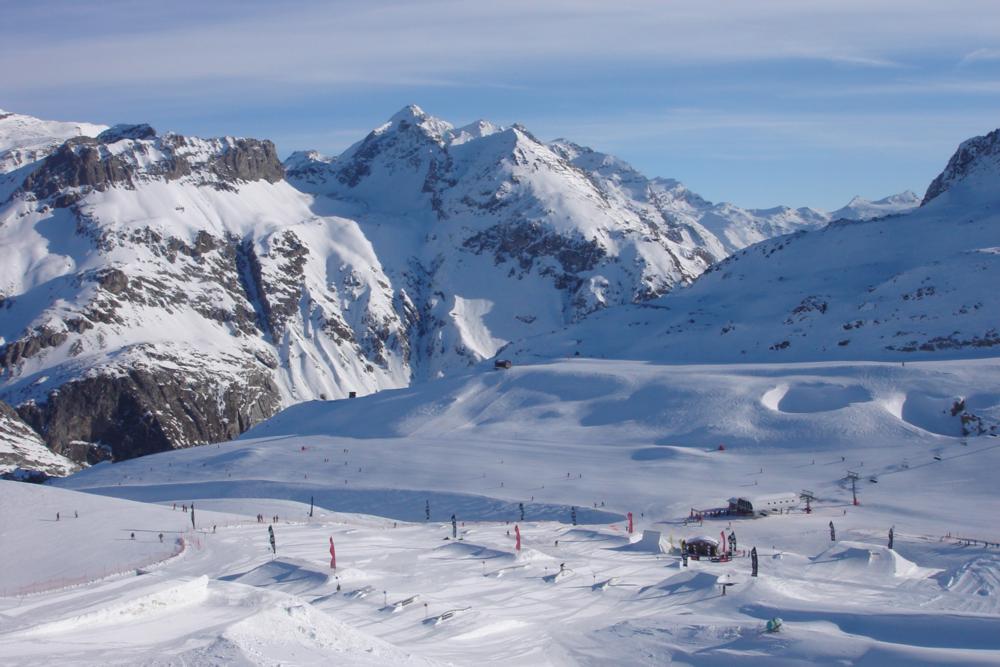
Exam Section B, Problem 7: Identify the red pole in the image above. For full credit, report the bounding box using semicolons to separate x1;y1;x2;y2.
329;537;336;569
627;512;634;534
515;524;521;551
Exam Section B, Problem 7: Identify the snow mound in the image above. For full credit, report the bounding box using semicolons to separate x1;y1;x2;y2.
648;570;720;596
900;392;964;436
433;541;512;561
23;576;209;636
221;600;435;665
219;559;335;595
809;542;936;581
937;554;1000;614
774;383;873;414
617;529;671;554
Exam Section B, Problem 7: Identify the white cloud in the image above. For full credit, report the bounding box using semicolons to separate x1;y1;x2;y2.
960;48;1000;65
3;1;998;90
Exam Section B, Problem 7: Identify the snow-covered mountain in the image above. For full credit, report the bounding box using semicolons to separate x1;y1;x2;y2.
0;109;106;202
0;105;945;466
829;191;920;222
0;119;415;463
922;127;1000;206
509;126;1000;372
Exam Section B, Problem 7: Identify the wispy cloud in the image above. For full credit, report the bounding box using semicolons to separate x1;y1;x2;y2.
3;1;996;91
959;48;1000;65
2;0;998;210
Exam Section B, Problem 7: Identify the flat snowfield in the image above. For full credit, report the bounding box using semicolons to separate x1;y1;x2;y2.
4;358;1000;665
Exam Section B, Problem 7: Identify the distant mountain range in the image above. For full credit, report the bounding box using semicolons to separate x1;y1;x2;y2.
509;129;1000;367
0;104;976;472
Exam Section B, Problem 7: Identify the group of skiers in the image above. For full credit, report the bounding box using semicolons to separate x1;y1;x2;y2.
257;514;279;523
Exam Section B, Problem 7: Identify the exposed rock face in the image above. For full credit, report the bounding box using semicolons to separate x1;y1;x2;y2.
17;361;280;461
209;138;285;187
0;398;77;475
923;128;1000;205
17;127;284;205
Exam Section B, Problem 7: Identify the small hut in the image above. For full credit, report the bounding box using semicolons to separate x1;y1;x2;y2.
684;536;720;558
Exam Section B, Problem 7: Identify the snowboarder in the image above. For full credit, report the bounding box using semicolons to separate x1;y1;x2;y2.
751;547;758;577
268;525;276;555
56;512;59;521
130;532;135;540
888;526;894;550
451;514;457;539
74;510;78;519
829;521;836;541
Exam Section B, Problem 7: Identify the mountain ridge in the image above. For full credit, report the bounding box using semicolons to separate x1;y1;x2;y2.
0;104;975;469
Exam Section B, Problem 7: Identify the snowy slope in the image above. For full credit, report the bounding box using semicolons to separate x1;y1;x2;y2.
0;109;106;174
25;355;1000;664
507;128;1000;366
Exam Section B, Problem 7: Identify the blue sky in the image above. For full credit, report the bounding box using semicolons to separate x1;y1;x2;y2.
2;0;999;209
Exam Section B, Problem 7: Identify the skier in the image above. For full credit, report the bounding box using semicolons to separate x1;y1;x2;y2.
829;521;836;541
74;510;78;519
130;532;135;540
159;533;164;543
56;512;59;521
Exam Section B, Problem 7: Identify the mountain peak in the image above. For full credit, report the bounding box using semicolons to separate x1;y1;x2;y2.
389;104;428;123
379;104;453;143
96;123;156;143
922;128;1000;206
449;119;501;145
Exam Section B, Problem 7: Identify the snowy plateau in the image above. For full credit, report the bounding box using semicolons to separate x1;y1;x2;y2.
0;106;999;665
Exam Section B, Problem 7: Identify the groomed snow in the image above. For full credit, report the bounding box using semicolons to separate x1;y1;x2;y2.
0;358;994;664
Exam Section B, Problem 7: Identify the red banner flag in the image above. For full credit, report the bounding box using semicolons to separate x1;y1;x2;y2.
329;536;337;569
627;512;634;534
515;524;521;551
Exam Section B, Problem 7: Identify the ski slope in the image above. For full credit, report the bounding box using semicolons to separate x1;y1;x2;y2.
1;357;997;664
